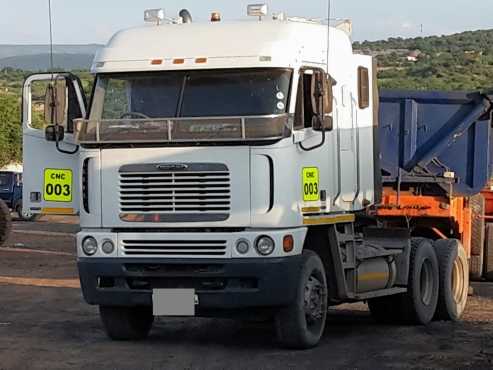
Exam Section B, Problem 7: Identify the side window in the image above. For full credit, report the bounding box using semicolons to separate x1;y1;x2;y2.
294;70;316;129
30;77;81;133
294;69;333;130
358;67;370;109
30;80;62;130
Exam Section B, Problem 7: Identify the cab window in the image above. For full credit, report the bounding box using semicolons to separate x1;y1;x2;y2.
294;68;333;130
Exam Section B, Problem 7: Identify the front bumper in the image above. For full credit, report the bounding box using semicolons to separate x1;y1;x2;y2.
78;256;303;311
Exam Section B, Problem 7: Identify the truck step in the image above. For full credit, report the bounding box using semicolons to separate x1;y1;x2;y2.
349;287;407;301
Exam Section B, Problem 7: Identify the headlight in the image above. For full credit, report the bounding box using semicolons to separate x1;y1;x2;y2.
101;240;115;254
255;236;275;256
82;236;98;256
236;239;250;255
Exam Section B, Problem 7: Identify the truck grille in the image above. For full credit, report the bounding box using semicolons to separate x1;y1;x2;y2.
119;163;231;223
122;239;227;257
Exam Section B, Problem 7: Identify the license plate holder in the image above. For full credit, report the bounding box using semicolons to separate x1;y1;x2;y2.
152;289;196;316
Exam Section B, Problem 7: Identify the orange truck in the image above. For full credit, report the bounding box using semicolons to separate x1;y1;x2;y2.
375;89;493;281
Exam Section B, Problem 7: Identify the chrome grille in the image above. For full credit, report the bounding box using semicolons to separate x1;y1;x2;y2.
119;163;231;222
122;239;227;256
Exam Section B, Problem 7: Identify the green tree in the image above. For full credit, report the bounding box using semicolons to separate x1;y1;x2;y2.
0;94;22;167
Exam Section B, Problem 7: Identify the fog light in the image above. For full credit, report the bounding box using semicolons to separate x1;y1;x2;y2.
236;239;250;254
255;236;275;256
82;236;98;256
283;235;294;253
102;240;115;254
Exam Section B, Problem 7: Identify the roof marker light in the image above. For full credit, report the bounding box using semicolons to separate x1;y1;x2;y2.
144;8;165;25
173;58;185;65
211;12;221;22
195;57;207;64
151;59;163;65
247;4;268;19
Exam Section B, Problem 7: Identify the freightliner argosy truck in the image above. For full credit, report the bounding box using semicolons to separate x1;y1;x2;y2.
22;6;492;348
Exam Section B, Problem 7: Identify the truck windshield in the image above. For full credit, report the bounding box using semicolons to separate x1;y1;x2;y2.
78;68;293;144
0;173;12;188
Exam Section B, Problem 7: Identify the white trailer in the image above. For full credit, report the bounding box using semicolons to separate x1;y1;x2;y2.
22;6;468;348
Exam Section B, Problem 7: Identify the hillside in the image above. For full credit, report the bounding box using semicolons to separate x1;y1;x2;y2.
354;29;493;90
0;53;95;71
0;44;101;59
0;44;101;71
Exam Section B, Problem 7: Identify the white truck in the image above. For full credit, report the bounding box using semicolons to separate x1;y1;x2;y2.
22;6;468;349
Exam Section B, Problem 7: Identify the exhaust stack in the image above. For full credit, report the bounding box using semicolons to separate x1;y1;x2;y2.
179;9;192;23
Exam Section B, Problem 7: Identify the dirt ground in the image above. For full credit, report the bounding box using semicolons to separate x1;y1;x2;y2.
1;217;493;369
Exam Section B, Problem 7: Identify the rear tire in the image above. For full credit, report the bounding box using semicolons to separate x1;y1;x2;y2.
275;250;328;349
99;306;154;340
484;224;493;281
0;199;12;246
470;195;485;280
433;239;469;321
401;238;440;324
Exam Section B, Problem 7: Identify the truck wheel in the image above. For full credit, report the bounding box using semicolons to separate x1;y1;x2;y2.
484;224;493;281
470;194;485;280
433;239;469;321
0;199;12;246
400;238;439;324
275;250;328;349
15;202;39;222
99;306;154;340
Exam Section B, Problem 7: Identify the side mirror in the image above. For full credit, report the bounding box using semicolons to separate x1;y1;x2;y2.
311;71;333;132
45;124;65;142
44;82;66;125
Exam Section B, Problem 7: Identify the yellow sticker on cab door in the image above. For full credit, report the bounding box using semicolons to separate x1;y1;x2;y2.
43;169;73;202
302;167;320;201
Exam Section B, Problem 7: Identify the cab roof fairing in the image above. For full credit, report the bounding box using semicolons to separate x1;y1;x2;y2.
90;20;354;74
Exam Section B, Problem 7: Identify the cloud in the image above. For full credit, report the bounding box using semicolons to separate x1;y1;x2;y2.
401;21;414;30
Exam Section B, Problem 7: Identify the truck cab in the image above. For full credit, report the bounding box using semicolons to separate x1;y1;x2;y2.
21;6;469;349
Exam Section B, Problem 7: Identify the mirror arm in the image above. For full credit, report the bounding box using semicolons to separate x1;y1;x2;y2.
298;121;326;152
55;123;79;155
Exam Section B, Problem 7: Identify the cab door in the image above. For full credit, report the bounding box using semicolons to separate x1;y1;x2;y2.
22;73;87;216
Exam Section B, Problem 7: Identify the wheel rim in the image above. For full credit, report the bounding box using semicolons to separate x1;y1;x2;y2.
420;259;433;306
303;273;326;329
452;255;466;304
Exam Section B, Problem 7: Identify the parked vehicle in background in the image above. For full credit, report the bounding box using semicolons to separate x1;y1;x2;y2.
0;171;38;221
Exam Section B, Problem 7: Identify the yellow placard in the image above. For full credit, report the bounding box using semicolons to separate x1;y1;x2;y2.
43;169;73;202
302;167;320;201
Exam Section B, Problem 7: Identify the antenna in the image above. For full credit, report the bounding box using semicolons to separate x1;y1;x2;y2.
326;0;331;74
48;0;54;73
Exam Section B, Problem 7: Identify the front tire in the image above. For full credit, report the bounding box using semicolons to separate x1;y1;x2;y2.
275;250;328;349
433;239;469;321
99;306;154;340
15;202;38;222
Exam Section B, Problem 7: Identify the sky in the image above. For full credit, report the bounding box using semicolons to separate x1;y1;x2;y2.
1;0;493;44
